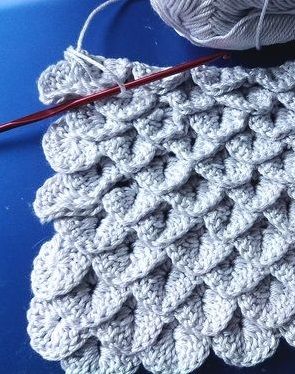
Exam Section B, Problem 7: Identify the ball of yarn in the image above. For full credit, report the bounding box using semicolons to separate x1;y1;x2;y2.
150;0;295;50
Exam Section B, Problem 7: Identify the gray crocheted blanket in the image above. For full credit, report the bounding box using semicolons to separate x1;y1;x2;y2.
27;47;295;373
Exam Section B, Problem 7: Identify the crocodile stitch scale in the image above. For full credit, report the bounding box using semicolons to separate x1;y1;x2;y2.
27;47;295;373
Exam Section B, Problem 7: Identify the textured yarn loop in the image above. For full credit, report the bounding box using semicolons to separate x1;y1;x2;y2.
67;47;127;94
74;0;127;94
27;47;295;373
150;0;295;50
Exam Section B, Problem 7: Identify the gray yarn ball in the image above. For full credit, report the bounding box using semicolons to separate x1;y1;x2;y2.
150;0;295;50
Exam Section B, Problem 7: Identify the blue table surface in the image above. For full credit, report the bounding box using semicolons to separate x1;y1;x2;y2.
1;0;295;373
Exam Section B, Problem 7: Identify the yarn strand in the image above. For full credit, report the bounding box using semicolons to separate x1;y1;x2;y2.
75;0;127;93
76;0;124;51
255;0;271;50
67;47;127;94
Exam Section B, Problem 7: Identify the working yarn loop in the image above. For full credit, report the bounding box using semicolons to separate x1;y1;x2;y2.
151;0;295;50
27;47;295;373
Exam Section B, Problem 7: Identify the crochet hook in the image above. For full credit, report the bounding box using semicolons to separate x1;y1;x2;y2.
0;51;229;134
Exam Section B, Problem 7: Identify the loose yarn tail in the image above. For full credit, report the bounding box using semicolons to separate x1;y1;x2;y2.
76;0;124;51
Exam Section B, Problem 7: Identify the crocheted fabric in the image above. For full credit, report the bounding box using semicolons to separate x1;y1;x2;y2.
27;47;295;373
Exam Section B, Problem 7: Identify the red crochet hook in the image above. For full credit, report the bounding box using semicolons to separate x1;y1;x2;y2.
0;51;229;134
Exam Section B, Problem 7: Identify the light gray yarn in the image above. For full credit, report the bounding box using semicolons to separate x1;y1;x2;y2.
150;0;295;50
27;46;295;374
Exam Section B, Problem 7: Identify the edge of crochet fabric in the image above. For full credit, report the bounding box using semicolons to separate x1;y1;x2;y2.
28;46;295;373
